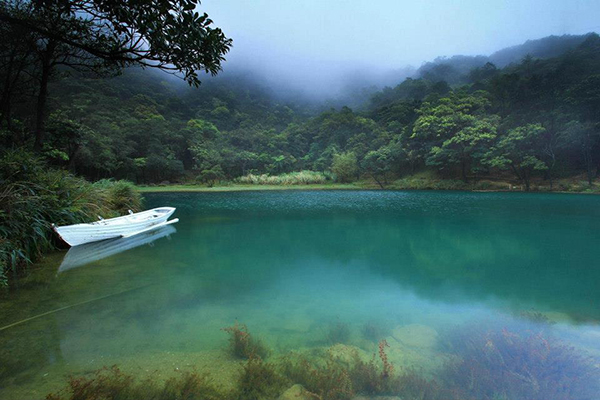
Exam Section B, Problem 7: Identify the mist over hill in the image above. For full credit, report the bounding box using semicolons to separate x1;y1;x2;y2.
416;33;595;86
205;33;597;109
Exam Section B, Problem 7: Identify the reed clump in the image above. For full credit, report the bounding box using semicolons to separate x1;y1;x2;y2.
0;149;142;287
222;322;270;359
237;170;330;185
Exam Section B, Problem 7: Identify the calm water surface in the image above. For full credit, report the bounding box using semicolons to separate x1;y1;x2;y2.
1;190;600;399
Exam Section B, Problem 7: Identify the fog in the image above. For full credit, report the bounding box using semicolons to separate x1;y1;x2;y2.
201;0;600;101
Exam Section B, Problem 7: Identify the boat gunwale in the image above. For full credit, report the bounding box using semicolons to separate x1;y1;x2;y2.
55;207;176;229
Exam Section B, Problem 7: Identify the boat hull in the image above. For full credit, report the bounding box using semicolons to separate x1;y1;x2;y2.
54;207;175;246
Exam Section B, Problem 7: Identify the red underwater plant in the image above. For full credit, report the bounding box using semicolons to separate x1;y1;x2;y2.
222;322;270;359
378;339;394;379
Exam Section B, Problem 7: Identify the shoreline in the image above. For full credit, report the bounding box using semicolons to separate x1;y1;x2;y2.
137;181;600;195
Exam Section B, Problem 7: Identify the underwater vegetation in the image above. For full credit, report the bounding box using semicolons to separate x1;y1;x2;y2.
280;351;354;400
45;366;226;400
280;339;454;400
360;320;390;343
442;322;600;400
326;319;351;345
222;322;270;359
44;322;600;400
236;356;288;400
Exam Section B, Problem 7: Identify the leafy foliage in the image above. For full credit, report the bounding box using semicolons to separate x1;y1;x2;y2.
0;149;141;287
3;33;599;190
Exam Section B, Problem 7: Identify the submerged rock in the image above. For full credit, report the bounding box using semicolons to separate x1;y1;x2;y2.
278;384;320;400
391;324;438;348
328;343;369;365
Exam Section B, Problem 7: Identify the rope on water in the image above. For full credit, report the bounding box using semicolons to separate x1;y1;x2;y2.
0;283;152;332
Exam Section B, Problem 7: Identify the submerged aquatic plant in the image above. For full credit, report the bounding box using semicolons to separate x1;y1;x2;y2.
327;319;351;344
235;356;288;400
361;319;389;343
281;343;452;400
222;322;270;359
45;366;226;400
443;323;600;400
281;352;354;400
378;339;394;378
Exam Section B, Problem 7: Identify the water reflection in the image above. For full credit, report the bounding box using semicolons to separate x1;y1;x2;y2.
58;225;177;273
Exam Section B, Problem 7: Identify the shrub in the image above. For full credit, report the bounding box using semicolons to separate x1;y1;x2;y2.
198;166;225;187
0;149;142;287
331;152;358;183
237;170;329;185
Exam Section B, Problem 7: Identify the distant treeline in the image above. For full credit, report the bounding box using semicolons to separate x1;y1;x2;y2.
2;33;600;189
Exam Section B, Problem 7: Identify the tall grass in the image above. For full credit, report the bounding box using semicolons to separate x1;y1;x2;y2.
237;171;331;185
0;149;141;287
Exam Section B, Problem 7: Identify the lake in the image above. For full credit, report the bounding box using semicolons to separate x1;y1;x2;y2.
1;190;600;399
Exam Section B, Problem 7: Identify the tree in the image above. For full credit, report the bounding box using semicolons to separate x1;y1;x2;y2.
485;124;548;190
0;1;37;138
560;121;599;186
411;92;493;180
197;165;224;187
427;116;498;182
0;0;232;150
363;147;392;188
331;151;358;183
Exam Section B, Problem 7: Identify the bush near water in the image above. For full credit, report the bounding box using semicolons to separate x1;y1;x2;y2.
0;149;142;287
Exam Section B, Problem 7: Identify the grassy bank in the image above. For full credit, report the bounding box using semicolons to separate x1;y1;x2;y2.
0;150;142;288
137;183;364;193
138;171;600;194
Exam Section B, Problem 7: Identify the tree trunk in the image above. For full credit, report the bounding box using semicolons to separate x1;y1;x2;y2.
510;163;522;181
585;149;593;186
461;160;468;183
33;41;56;152
372;174;385;189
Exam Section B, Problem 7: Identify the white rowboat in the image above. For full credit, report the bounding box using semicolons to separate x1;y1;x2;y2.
53;207;177;247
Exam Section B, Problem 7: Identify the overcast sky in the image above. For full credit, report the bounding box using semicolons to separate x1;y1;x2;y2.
201;0;600;98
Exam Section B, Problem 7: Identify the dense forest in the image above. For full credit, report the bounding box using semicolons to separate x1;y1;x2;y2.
3;31;599;189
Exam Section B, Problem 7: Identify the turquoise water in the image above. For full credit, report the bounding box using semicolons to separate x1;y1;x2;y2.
1;190;600;399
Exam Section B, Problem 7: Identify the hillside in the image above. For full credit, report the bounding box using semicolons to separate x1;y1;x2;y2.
3;33;600;190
